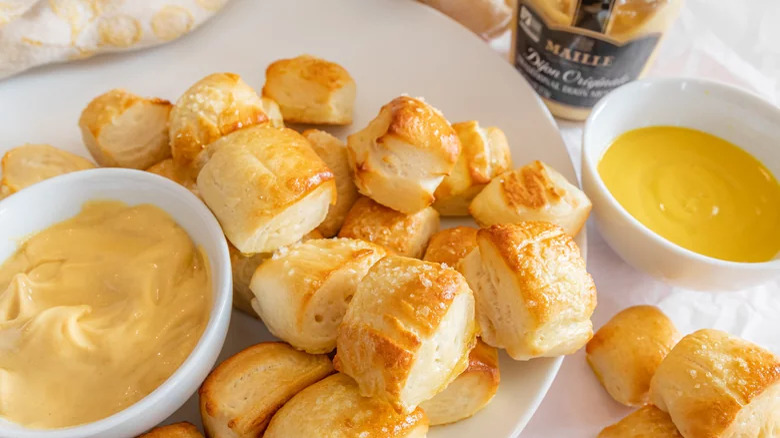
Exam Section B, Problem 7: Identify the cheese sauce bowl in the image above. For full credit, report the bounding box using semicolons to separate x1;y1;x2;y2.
0;169;232;438
582;78;780;291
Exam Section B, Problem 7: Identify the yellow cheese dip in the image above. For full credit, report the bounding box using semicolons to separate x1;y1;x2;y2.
0;201;211;429
599;126;780;263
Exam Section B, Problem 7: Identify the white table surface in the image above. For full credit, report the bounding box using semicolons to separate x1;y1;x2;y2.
487;1;780;436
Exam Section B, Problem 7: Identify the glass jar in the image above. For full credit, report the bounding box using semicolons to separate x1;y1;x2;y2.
510;0;683;120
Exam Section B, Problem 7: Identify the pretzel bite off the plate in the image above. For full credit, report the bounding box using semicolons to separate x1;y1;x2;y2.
586;305;680;407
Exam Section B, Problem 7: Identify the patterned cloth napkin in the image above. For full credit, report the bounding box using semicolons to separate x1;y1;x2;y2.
0;0;228;79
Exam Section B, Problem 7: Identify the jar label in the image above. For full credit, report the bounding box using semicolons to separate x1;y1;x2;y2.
513;1;661;108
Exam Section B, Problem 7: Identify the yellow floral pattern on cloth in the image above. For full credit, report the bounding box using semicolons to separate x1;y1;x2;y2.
98;14;141;47
0;1;37;25
151;5;192;41
0;0;228;79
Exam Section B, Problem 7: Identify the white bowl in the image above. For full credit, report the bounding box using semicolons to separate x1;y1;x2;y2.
0;169;232;438
582;78;780;291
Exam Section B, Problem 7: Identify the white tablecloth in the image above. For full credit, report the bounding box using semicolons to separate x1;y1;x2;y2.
489;1;780;436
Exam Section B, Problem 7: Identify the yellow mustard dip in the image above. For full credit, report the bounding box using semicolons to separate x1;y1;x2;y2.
599;126;780;263
0;201;211;429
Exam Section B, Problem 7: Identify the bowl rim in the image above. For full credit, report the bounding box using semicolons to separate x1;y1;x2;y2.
583;77;780;271
0;168;232;437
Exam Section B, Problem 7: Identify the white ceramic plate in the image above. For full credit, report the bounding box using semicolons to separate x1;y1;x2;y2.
0;0;583;436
